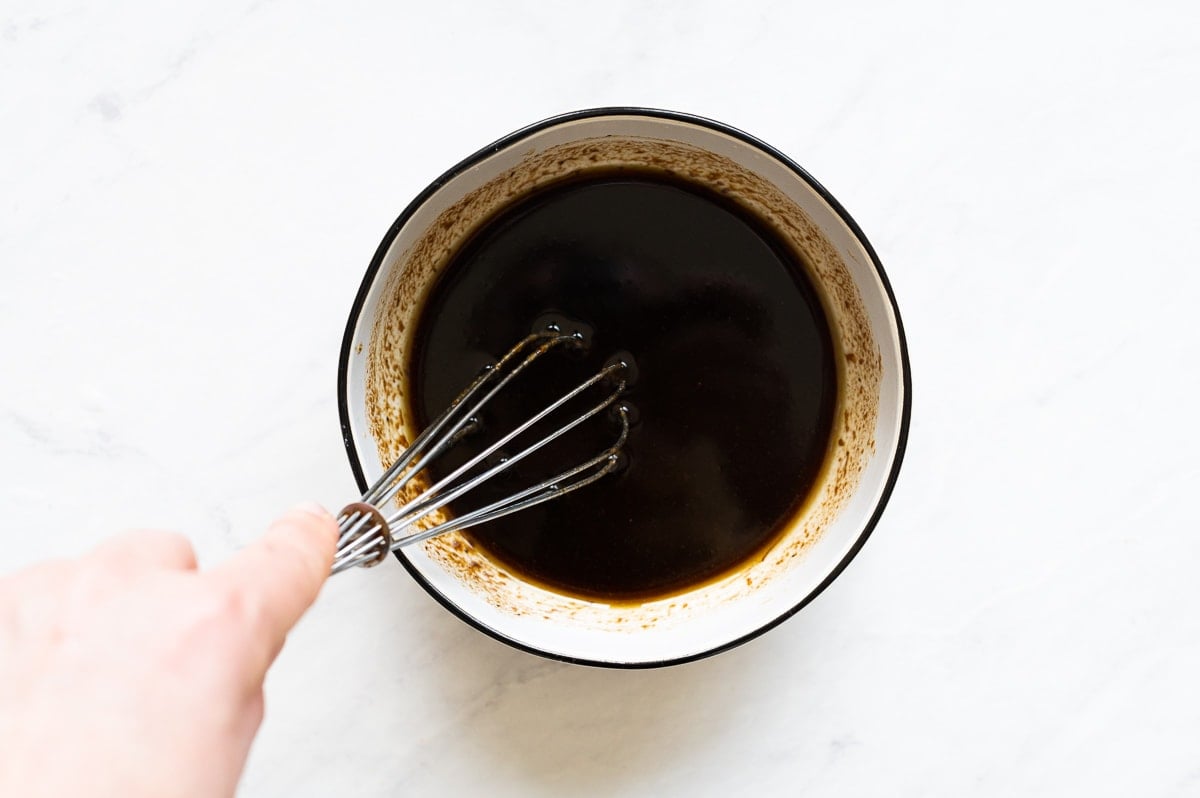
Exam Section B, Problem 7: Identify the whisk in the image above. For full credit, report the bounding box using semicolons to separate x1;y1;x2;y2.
330;323;633;575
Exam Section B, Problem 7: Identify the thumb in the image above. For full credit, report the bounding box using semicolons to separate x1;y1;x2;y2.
209;502;338;661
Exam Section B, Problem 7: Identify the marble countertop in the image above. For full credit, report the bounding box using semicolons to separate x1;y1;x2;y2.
3;1;1198;795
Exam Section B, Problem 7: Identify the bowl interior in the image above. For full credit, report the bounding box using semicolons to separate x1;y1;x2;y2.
339;109;909;666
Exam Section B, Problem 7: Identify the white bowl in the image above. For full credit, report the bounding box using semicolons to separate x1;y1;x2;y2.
338;108;911;667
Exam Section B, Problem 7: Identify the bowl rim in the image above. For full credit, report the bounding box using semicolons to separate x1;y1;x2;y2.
337;106;913;668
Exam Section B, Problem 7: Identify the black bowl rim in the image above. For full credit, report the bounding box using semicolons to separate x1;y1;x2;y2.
337;106;912;669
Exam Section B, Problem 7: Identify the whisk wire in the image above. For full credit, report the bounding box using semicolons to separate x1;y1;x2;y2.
382;359;626;533
394;407;631;548
365;330;573;512
330;327;632;575
333;330;571;555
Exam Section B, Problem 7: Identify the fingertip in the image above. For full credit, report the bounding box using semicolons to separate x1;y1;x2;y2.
291;501;334;522
205;505;341;667
270;505;338;572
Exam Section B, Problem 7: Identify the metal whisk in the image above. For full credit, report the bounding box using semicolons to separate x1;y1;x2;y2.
331;323;632;574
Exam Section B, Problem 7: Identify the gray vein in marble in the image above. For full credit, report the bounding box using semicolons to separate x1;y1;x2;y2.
5;411;143;460
206;503;234;541
808;63;883;154
87;92;122;122
1030;337;1134;407
136;37;207;102
1;14;47;43
1173;766;1200;796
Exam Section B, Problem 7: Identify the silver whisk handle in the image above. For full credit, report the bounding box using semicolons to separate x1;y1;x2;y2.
331;502;394;574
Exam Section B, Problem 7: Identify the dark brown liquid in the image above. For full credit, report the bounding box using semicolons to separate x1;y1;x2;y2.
411;169;836;601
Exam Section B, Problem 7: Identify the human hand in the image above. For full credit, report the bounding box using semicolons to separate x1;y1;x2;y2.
0;503;338;798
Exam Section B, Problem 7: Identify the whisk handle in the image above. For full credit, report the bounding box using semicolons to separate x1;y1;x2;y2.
332;502;393;572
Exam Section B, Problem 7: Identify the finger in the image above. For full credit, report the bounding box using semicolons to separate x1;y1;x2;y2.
208;503;337;659
87;529;199;572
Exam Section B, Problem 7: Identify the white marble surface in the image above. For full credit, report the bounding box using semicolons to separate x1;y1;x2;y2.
3;1;1198;795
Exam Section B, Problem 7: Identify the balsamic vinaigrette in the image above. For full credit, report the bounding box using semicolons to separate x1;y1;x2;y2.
410;169;837;602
